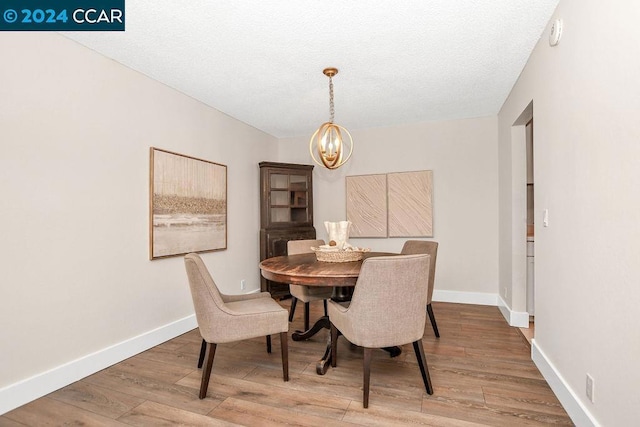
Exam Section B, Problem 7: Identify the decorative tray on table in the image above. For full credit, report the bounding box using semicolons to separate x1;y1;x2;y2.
311;244;371;263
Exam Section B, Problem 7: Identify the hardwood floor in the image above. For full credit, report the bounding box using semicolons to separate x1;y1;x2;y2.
519;320;535;345
1;302;573;426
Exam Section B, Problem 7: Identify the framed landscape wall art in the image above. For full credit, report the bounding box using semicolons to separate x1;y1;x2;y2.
150;147;227;259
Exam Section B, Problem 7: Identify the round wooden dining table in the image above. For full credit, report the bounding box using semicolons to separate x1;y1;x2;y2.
259;251;398;374
260;251;393;286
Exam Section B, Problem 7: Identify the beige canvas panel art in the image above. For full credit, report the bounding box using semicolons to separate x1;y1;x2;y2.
388;171;433;237
346;174;387;237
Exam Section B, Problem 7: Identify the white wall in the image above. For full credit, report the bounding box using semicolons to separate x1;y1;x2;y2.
498;1;640;425
0;33;276;406
279;117;500;300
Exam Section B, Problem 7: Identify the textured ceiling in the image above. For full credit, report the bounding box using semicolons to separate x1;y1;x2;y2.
64;0;558;138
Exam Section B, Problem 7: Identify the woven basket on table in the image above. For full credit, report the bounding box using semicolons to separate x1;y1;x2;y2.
312;249;364;263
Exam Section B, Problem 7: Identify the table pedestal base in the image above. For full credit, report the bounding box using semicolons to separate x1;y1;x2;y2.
289;286;401;375
291;316;330;341
291;314;401;375
292;286;350;343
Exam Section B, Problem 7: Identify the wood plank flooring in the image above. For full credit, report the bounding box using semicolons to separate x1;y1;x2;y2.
0;302;573;426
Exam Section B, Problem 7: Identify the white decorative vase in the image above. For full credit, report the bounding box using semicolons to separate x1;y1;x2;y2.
324;221;351;249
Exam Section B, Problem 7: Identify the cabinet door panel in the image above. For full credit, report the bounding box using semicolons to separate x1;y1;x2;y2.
269;235;289;259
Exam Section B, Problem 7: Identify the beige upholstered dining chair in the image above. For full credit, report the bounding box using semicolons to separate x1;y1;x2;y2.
287;239;333;330
328;254;434;408
184;253;289;399
401;240;440;337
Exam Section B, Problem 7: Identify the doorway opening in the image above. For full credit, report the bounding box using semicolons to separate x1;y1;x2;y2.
510;101;535;341
522;117;535;343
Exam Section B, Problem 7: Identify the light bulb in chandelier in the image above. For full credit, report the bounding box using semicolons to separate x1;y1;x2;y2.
309;68;353;170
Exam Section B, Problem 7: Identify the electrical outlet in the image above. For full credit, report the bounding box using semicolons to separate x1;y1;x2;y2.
586;374;594;402
504;287;509;299
240;279;246;291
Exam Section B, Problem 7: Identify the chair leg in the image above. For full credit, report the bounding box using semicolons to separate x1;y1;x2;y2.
289;297;298;322
330;323;339;367
412;339;434;395
266;335;272;353
363;347;372;408
199;342;216;399
427;303;440;337
197;338;206;369
280;332;289;382
323;299;328;317
304;302;310;330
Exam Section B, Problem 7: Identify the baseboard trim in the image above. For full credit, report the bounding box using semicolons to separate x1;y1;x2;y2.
532;340;600;427
497;295;530;327
432;290;498;306
0;314;197;415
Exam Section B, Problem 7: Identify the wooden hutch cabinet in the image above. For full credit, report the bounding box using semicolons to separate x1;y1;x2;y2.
259;162;316;298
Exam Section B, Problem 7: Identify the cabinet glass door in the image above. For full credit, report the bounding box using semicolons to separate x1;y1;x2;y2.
270;173;290;223
271;190;289;205
270;174;288;189
289;174;307;222
264;169;312;226
289;175;307;190
271;208;290;222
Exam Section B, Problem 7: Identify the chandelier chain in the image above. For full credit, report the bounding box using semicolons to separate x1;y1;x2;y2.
328;76;335;123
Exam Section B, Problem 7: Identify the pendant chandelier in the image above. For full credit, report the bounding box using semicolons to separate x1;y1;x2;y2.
309;68;353;170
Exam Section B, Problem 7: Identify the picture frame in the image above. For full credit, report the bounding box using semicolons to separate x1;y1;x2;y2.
149;147;227;259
